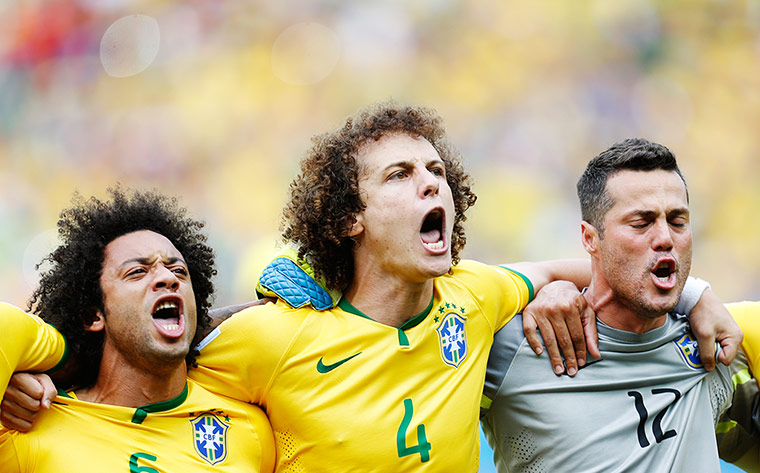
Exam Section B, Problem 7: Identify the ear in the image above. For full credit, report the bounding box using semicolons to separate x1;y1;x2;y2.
84;309;106;333
346;213;364;238
581;221;600;255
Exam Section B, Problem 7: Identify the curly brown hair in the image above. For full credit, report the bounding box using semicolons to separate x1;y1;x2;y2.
282;102;477;290
28;187;216;388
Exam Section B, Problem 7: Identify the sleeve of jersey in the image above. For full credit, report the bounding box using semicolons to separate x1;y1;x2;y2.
728;301;760;381
451;260;534;333
189;302;303;405
716;347;760;467
0;302;67;392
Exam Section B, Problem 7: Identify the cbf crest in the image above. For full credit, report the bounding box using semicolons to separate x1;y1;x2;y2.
191;412;229;465
436;312;468;368
674;333;702;370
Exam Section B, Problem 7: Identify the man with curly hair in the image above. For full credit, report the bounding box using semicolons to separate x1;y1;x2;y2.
187;103;737;472
0;188;274;472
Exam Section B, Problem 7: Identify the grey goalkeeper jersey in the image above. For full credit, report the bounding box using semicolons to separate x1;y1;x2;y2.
480;313;747;473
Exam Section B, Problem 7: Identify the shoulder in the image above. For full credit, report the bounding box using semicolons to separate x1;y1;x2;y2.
729;301;760;326
445;260;525;285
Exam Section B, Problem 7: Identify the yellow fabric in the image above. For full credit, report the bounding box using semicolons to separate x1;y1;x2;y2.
0;379;274;473
0;302;66;392
725;301;760;472
191;260;531;472
730;301;760;381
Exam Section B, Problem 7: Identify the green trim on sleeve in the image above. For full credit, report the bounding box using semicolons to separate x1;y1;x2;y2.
44;330;70;374
131;382;189;424
498;266;535;301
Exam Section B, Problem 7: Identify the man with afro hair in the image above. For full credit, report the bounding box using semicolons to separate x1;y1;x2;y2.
0;187;274;472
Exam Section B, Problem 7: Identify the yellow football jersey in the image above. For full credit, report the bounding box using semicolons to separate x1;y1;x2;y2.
716;301;760;471
729;301;760;377
0;302;67;391
0;379;275;472
191;260;532;472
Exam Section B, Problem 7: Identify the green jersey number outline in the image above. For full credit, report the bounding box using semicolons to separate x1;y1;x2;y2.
396;398;431;462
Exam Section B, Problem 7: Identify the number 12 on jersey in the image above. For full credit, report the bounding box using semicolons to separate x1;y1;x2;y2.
396;398;432;462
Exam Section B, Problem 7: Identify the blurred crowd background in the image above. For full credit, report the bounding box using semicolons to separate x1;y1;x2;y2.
4;0;759;309
1;1;758;471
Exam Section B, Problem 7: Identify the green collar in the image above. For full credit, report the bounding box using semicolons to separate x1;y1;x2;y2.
338;295;434;347
58;383;189;424
131;382;189;424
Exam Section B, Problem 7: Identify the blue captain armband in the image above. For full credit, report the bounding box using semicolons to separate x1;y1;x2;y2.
256;245;340;311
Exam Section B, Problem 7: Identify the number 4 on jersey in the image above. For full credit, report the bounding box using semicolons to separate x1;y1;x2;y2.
396;398;432;463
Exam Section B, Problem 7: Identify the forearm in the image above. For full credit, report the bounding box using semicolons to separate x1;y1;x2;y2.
505;259;591;294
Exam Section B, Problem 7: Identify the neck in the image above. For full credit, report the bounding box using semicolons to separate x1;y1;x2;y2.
76;352;187;407
585;278;666;334
345;272;434;328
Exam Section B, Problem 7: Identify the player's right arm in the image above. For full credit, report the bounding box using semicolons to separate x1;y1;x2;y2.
1;302;67;470
0;302;67;393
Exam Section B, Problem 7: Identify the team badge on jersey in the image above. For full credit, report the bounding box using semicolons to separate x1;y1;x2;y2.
191;412;229;465
436;312;468;368
674;333;702;370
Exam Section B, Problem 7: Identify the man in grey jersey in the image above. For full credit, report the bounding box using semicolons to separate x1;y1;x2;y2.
480;138;758;472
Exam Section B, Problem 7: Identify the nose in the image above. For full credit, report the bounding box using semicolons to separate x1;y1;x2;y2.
419;168;440;198
152;265;180;290
651;219;674;252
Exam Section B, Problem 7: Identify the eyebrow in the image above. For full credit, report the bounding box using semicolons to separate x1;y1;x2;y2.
625;207;690;219
382;157;444;172
118;256;186;269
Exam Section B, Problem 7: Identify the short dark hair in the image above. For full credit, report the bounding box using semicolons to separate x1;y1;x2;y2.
577;138;687;235
281;101;477;290
28;187;216;388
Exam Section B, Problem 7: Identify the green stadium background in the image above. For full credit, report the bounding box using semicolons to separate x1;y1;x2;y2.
1;2;757;471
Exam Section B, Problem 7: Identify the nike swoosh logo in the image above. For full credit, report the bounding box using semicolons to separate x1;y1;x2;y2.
317;352;362;373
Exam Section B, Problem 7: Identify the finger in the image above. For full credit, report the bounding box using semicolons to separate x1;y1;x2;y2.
0;396;39;425
8;372;49;410
533;314;564;376
717;337;739;366
550;319;577;377
11;372;45;399
522;312;543;356
0;408;33;432
3;384;43;412
37;374;57;409
694;330;716;372
565;305;586;369
582;305;601;360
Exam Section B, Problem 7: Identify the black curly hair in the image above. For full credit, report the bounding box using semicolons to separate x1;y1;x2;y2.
282;101;477;291
27;187;216;388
